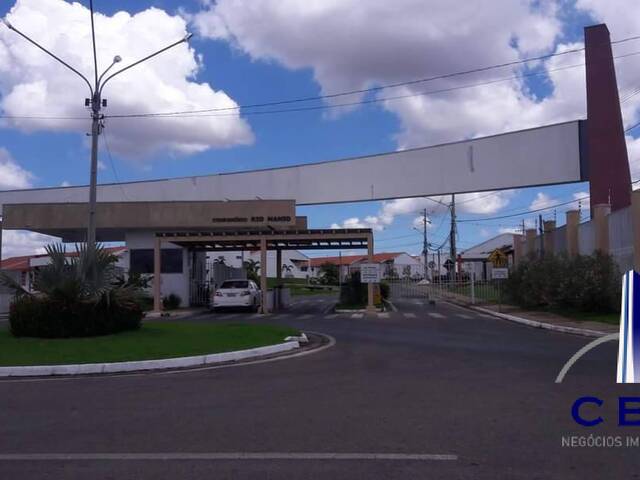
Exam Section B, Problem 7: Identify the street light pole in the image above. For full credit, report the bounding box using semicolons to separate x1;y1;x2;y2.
2;1;192;250
413;209;431;281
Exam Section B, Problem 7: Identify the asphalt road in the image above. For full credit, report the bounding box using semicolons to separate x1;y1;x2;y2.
0;294;638;479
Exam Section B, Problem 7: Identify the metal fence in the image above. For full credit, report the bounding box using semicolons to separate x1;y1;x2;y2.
387;276;506;307
190;262;246;307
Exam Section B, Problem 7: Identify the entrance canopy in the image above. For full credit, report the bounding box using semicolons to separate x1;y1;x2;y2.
153;228;375;314
157;228;373;251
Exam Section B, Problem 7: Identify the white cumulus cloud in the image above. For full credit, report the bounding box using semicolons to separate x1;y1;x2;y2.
0;0;253;157
1;230;57;258
0;147;33;189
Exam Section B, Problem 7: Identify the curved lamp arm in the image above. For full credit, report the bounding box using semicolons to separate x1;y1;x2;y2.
97;56;121;89
2;18;94;96
99;34;192;95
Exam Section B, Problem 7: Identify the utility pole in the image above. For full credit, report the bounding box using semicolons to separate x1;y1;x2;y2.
421;208;430;281
449;194;457;280
2;2;192;250
538;213;544;257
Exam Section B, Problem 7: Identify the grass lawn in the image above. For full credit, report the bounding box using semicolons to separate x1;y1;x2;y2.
550;310;620;326
0;322;299;367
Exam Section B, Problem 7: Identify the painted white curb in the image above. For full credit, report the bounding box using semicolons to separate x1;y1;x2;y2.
0;340;300;377
472;305;608;338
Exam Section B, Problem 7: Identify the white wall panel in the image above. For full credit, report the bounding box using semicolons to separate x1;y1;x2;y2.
0;121;583;211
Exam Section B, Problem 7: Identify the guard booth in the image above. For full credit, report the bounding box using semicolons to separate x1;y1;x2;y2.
0;199;376;313
153;227;375;314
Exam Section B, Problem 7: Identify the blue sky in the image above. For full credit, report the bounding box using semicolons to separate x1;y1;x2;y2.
0;0;638;258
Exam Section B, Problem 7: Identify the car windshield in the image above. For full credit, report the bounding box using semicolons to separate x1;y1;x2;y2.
220;280;249;289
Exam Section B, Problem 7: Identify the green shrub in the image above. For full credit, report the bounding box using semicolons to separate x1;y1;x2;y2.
162;293;182;310
1;243;147;338
505;252;621;313
10;294;142;338
379;281;390;300
339;272;367;306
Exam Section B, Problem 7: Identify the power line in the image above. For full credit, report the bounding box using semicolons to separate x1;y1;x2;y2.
101;127;130;201
108;53;640;120
5;47;640;123
102;34;640;119
457;195;590;223
626;119;640;133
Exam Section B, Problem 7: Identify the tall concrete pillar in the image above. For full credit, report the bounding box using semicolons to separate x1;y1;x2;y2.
543;220;556;256
276;249;282;284
367;233;376;313
275;249;282;312
525;229;537;257
153;237;162;312
260;238;268;314
593;203;611;253
566;210;580;257
585;25;632;214
632;190;640;271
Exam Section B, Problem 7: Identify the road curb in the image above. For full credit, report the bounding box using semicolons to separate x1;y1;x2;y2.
0;340;301;378
469;305;608;338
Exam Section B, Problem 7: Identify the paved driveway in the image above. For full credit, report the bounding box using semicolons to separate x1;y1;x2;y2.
0;294;633;479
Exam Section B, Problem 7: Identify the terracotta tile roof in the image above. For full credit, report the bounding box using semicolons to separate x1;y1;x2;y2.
0;255;34;271
308;252;404;267
1;246;126;271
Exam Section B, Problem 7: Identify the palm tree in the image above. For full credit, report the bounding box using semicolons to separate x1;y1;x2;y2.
243;259;260;283
281;264;294;278
1;243;142;308
213;256;227;266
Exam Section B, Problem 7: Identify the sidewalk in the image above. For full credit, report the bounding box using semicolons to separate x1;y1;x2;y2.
472;305;619;335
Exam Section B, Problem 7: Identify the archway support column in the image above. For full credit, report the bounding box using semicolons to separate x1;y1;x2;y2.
153;236;162;313
260;238;268;314
367;233;376;313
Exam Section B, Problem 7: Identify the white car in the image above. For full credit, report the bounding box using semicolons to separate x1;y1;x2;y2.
211;279;262;311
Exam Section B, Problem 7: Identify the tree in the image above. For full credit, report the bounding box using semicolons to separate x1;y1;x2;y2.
243;259;261;283
282;264;294;278
0;244;145;338
319;262;339;285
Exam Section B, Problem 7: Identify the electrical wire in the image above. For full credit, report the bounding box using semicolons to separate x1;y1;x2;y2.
107;57;640;120
4;46;640;123
457;195;590;223
102;34;640;119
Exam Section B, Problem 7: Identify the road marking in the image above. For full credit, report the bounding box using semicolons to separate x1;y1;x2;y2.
321;303;335;314
324;314;339;319
428;312;445;319
403;313;416;318
457;314;472;319
0;452;458;461
249;314;263;318
300;314;313;319
351;313;364;319
377;312;390;319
